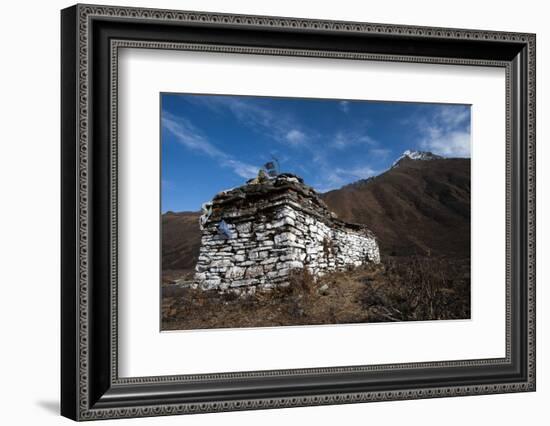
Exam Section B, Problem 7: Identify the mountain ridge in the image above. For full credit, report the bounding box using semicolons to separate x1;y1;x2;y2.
391;149;444;168
162;152;470;272
321;155;470;256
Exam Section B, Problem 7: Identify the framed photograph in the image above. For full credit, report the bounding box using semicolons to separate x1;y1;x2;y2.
61;4;536;421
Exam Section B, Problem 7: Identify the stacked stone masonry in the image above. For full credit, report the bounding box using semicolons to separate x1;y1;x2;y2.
194;174;380;291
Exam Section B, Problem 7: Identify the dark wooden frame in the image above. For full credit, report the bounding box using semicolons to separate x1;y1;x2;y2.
61;4;536;421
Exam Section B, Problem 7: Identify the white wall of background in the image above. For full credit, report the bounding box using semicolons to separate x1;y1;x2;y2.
0;0;547;424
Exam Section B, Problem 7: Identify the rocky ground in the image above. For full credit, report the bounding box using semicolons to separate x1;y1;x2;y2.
161;255;470;331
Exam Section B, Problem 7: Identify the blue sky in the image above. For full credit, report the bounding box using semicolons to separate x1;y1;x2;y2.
161;93;470;213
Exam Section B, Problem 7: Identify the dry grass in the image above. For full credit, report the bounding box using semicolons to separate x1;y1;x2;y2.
358;256;470;322
161;255;470;331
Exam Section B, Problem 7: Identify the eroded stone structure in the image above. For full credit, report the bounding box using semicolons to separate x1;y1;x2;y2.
194;173;380;291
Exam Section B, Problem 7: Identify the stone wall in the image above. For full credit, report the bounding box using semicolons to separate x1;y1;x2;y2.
194;174;380;291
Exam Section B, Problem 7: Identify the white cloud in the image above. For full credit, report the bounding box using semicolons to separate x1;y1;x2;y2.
339;100;350;113
161;179;173;190
344;166;378;180
421;129;471;158
332;131;377;149
332;132;347;149
162;111;259;179
417;105;471;157
187;96;310;147
161;112;223;158
369;148;391;158
437;105;470;128
286;129;307;145
223;159;260;179
313;165;379;193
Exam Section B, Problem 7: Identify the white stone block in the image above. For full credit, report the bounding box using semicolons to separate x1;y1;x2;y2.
274;232;296;244
210;259;232;268
245;266;264;278
277;268;290;277
236;222;252;233
226;266;245;279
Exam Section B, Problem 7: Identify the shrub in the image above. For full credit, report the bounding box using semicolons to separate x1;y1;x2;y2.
359;256;470;321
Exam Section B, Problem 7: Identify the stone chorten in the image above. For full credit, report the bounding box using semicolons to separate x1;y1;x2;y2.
194;173;380;291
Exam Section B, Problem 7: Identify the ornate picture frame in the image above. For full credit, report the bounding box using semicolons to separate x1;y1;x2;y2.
61;4;535;421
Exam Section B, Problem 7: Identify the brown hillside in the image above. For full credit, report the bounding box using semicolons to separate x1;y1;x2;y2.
321;158;470;257
162;211;201;272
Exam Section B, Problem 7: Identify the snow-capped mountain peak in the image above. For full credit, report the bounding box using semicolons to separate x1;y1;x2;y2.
391;150;443;168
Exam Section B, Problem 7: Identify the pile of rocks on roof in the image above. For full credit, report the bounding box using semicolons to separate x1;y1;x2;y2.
206;172;373;237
